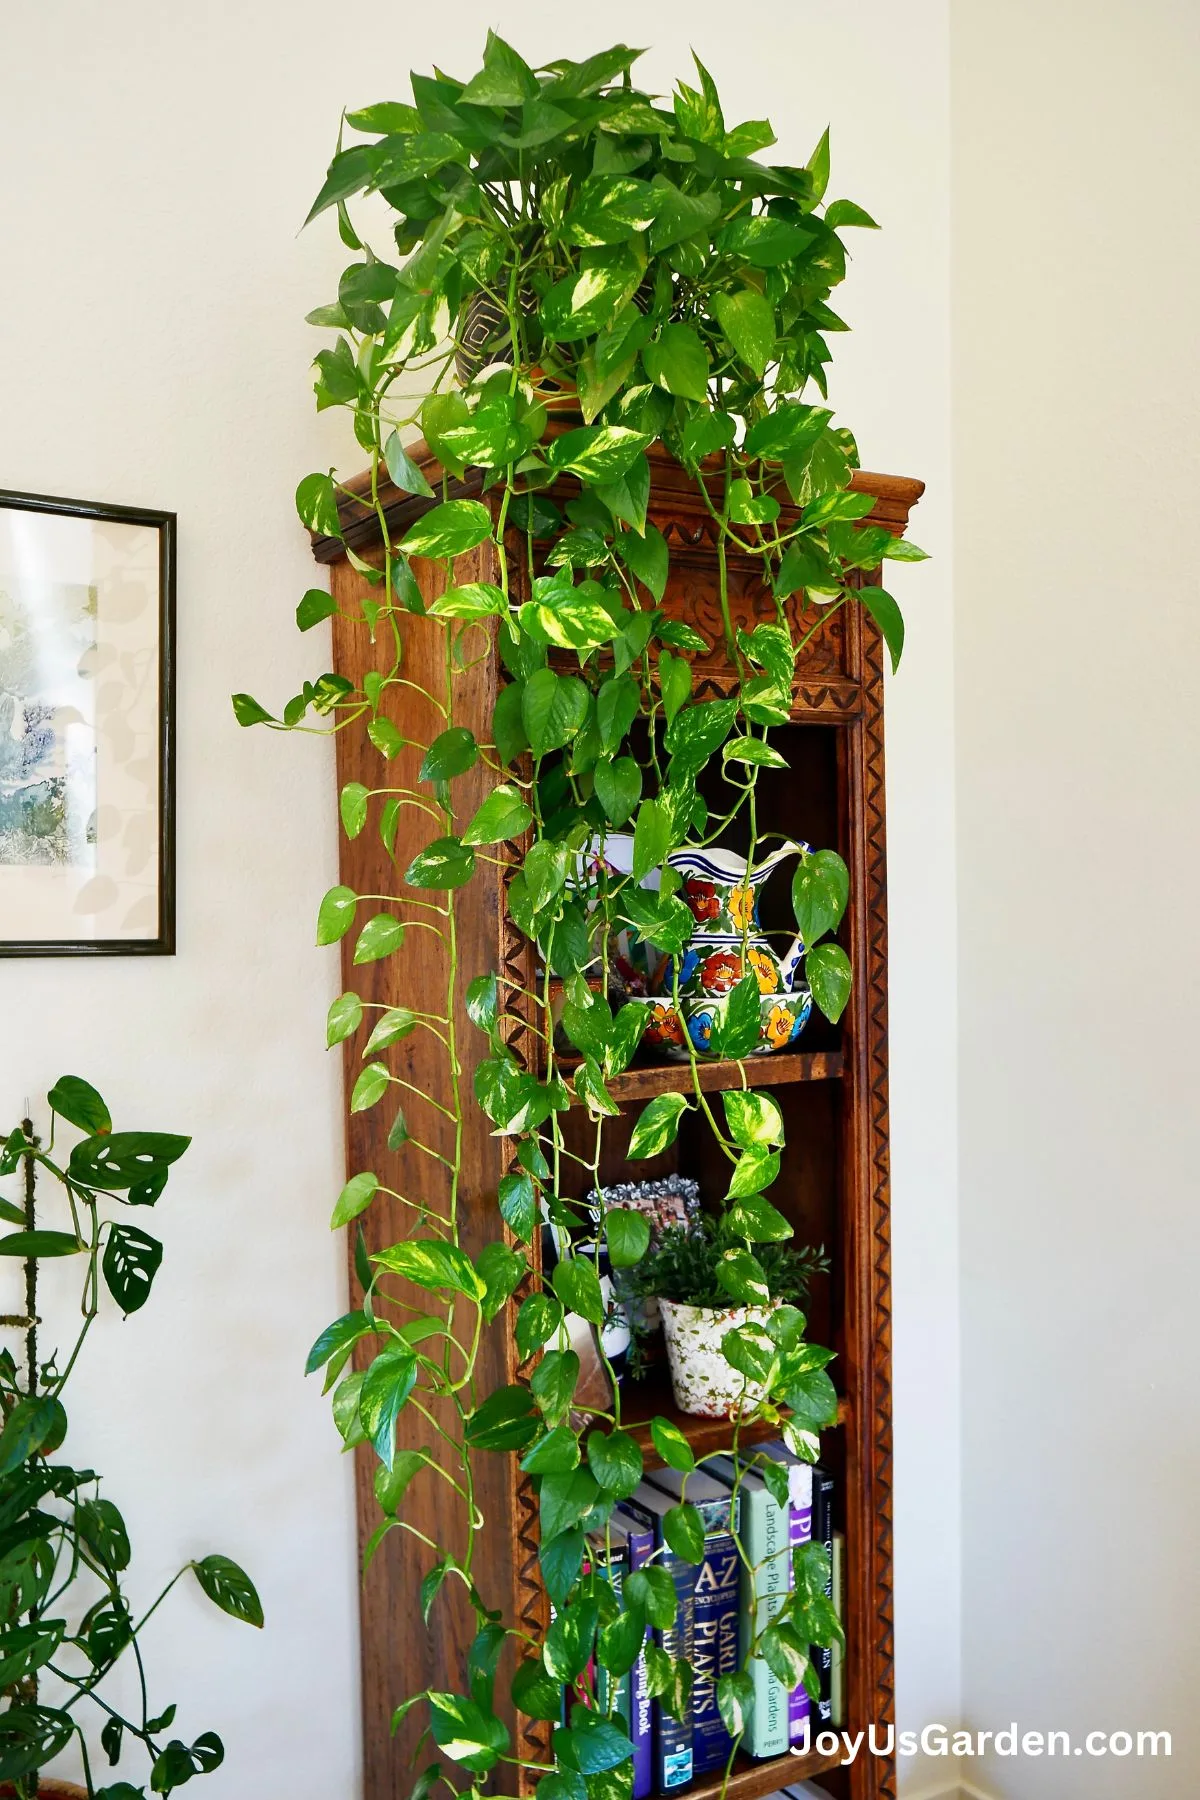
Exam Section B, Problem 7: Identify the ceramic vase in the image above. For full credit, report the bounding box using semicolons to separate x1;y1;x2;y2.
626;986;813;1060
659;1298;781;1418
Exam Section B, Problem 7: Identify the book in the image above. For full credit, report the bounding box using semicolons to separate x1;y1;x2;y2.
620;1483;698;1791
611;1504;654;1799
587;1520;632;1734
707;1455;790;1759
830;1529;845;1728
756;1441;813;1744
812;1467;835;1729
646;1469;741;1775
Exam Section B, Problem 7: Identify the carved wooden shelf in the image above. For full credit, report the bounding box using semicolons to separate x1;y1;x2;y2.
622;1366;851;1470
690;1744;845;1800
563;1050;845;1104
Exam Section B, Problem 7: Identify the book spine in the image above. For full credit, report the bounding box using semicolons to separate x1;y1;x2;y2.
739;1481;789;1758
706;1457;790;1760
623;1521;655;1799
655;1547;696;1790
691;1529;740;1774
594;1552;632;1733
688;1495;734;1535
830;1530;846;1729
547;1595;568;1727
812;1468;834;1729
786;1468;814;1744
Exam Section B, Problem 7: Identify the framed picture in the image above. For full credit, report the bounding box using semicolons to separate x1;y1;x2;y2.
588;1177;702;1368
0;489;175;955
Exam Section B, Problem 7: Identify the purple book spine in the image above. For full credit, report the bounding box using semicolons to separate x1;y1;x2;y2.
786;1463;814;1742
619;1510;655;1798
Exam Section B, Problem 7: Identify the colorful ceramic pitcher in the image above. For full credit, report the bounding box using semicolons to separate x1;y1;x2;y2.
665;841;810;999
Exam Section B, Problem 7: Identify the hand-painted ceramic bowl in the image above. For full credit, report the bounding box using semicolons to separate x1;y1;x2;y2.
626;988;813;1061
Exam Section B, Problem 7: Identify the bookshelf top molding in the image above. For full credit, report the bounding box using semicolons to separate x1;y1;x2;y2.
309;433;925;566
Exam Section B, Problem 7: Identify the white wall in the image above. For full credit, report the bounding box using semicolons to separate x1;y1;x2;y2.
0;4;956;1794
0;5;362;1792
952;2;1200;1795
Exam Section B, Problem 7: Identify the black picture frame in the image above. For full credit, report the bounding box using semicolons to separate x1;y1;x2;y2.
0;487;175;956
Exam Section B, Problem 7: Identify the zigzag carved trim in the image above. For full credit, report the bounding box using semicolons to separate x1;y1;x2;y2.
691;672;863;717
492;700;551;1790
858;589;896;1799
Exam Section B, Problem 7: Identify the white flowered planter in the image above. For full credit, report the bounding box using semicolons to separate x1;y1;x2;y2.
659;1299;780;1419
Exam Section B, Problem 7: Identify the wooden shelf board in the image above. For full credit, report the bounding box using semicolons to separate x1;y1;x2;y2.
563;1050;844;1105
621;1367;848;1468
688;1743;843;1800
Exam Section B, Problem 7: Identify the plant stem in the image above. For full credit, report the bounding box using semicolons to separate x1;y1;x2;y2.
22;1123;36;1401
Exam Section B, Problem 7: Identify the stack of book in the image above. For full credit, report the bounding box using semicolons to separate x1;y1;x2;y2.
599;1451;842;1790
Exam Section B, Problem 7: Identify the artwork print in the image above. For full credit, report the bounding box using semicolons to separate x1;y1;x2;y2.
0;580;98;867
0;491;174;953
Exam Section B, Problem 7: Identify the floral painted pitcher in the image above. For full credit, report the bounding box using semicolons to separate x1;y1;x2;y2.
641;841;815;1059
667;842;809;996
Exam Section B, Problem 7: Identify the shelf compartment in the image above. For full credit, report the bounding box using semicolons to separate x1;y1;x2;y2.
563;1050;844;1106
620;1366;849;1469
687;1742;843;1800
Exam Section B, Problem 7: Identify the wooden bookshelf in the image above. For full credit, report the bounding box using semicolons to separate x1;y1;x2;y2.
316;442;923;1800
564;1050;845;1104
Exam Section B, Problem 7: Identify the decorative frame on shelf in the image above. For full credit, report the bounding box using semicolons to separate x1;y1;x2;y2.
0;487;176;955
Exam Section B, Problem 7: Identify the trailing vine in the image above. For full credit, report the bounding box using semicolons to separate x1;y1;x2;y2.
235;33;925;1800
0;1079;262;1797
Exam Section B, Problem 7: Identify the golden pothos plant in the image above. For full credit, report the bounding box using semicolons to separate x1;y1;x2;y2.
235;32;925;1800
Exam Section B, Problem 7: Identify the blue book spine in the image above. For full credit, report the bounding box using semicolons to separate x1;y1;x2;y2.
615;1507;654;1799
646;1471;740;1776
621;1492;696;1790
692;1529;740;1774
655;1550;696;1790
590;1533;631;1734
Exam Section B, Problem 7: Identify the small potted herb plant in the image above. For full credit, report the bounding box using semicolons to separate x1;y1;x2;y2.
628;1211;829;1418
0;1077;262;1800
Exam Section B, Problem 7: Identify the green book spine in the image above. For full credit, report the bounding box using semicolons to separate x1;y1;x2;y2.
709;1460;788;1758
830;1530;845;1728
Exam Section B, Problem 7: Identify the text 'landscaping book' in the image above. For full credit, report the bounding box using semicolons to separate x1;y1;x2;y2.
621;1482;698;1791
611;1504;654;1798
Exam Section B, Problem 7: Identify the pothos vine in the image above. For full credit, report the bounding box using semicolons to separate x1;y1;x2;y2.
235;33;925;1800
